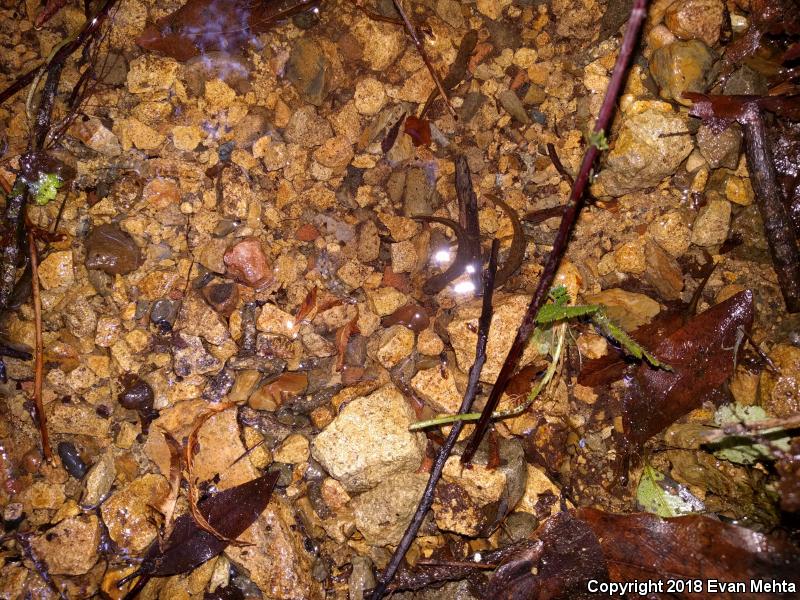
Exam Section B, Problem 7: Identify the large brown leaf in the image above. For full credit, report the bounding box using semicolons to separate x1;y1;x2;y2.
121;470;279;598
483;511;608;600
576;507;800;599
624;290;753;446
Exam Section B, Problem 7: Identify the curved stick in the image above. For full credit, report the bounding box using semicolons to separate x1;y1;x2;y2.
414;215;473;295
489;196;525;288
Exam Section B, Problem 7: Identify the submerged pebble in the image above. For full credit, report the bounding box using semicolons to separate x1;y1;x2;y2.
85;224;142;275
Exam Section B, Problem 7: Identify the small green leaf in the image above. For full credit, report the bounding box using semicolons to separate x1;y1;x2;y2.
710;404;791;464
29;172;63;206
536;303;600;324
636;464;705;517
547;285;570;305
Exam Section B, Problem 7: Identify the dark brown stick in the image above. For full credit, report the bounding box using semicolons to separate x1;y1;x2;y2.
0;0;118;106
0;0;120;309
460;0;651;464
0;180;28;309
546;142;574;185
369;240;500;600
740;104;800;312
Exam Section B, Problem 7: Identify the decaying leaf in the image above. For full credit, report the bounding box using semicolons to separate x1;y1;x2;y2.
623;290;754;446
404;116;431;147
185;402;239;544
294;285;318;326
576;507;799;599
483;511;608;600
121;470;280;599
335;312;360;372
636;463;705;517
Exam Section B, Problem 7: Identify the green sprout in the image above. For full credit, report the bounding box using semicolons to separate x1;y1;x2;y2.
586;129;610;151
409;286;670;431
29;172;63;206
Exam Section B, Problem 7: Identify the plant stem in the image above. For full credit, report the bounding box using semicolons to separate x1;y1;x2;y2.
28;232;50;461
391;0;457;119
369;240;500;600
460;0;650;465
410;323;566;430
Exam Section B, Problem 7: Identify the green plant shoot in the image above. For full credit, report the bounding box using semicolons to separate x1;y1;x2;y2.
410;286;670;431
29;172;63;206
586;129;610;151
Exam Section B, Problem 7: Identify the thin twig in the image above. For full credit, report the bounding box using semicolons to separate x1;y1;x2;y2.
459;0;651;464
391;0;457;119
16;534;66;600
0;0;119;106
27;231;51;461
369;240;500;600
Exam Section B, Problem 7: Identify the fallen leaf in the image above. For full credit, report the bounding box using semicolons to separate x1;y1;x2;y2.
576;507;800;599
404;116;431;147
484;511;608;600
334;313;360;372
624;290;754;446
121;470;279;599
636;463;705;517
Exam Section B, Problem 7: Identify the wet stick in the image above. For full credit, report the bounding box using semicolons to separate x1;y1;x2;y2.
391;0;457;119
685;93;800;313
459;0;651;464
369;240;500;600
740;104;800;312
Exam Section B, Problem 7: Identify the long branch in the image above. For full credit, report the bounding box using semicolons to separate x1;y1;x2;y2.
459;0;650;464
369;240;500;600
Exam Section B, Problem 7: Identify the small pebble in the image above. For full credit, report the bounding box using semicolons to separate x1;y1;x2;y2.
118;374;155;411
58;441;87;479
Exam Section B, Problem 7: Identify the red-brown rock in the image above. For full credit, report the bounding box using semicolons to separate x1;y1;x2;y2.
224;238;272;288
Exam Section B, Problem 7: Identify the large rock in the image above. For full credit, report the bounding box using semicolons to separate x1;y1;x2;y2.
650;40;713;106
591;102;693;197
311;385;426;492
432;439;527;537
447;293;543;384
351;472;428;546
30;515;100;575
226;496;324;599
